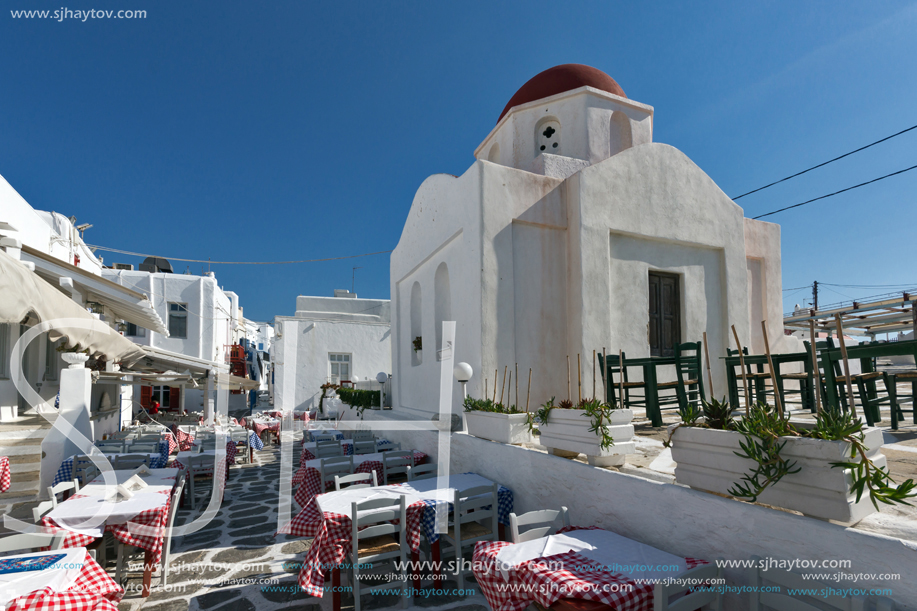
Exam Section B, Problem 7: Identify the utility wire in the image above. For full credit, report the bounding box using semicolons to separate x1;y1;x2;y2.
752;163;917;220
733;123;917;200
87;244;393;265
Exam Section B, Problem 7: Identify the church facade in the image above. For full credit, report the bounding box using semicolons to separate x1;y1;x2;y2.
390;64;783;417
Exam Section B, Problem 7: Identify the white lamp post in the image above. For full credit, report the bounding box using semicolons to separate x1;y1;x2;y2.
453;362;473;399
376;372;388;409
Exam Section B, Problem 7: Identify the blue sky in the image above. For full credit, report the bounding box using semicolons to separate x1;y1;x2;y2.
2;1;916;322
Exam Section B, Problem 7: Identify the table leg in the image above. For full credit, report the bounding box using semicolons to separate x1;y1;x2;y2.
498;523;505;542
727;366;739;410
332;567;341;611
411;549;421;592
887;374;899;431
142;550;153;597
645;365;662;427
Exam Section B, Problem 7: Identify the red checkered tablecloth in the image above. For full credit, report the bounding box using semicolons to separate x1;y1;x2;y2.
163;432;178;455
291;450;426;508
170;426;195;452
472;528;707;611
287;494;426;597
251;420;280;437
6;551;123;611
40;490;172;568
0;455;10;493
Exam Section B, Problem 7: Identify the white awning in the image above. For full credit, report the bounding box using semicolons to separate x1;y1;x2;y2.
21;244;168;335
0;249;146;363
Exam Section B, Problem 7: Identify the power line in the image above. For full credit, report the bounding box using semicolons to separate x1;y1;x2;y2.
87;244;393;265
752;163;917;220
732;123;917;200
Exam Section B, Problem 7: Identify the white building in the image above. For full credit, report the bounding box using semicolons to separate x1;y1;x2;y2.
101;266;241;412
273;291;391;414
390;64;785;418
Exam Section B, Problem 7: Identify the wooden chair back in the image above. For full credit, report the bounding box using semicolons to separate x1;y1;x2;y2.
653;559;723;611
334;471;377;490
508;507;570;543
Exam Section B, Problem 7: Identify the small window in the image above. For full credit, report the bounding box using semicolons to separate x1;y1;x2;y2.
535;118;561;157
126;322;146;337
648;272;681;357
329;353;351;383
0;323;10;380
152;385;171;408
44;334;58;382
168;303;188;339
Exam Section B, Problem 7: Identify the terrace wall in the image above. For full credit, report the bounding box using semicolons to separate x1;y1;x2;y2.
344;409;916;610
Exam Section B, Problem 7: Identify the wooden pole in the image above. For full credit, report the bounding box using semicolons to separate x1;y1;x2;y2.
602;347;607;404
507;369;513;407
761;320;784;419
567;354;570;401
592;350;596;400
525;368;532;413
500;366;508;405
702;331;715;398
809;319;823;413
731;325;751;417
834;313;858;418
618;349;625;410
515;363;519;409
492;369;498;404
577;354;582;404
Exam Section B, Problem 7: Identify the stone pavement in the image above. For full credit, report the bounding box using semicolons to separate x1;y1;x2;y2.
114;438;491;611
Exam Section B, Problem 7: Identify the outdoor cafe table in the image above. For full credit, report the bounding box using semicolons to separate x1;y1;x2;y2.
820;339;917;427
303;429;345;443
280;472;513;604
473;527;706;611
722;350;814;412
40;469;176;598
53;443;170;487
0;547;124;611
299;438;393;462
291;450;427;508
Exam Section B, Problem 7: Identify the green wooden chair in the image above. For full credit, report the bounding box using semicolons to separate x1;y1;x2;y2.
882;370;917;430
661;342;706;414
814;338;884;425
600;352;641;409
726;346;771;408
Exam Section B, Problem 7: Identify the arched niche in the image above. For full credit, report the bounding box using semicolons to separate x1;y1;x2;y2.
534;117;561;157
410;281;422;366
434;262;452;354
487;143;500;163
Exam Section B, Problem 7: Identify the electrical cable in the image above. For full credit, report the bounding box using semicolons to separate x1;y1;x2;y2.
752;163;917;219
87;244;393;265
732;123;917;200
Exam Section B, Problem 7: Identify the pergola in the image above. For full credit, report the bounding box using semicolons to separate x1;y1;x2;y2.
783;291;917;339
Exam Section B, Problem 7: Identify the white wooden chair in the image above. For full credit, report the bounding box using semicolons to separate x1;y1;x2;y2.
117;475;185;586
351;430;375;442
349;495;409;611
440;483;498;589
113;454;151;470
353;440;376;455
382;452;412;484
72;455;99;486
748;554;884;611
378;441;401;453
316;441;344;458
47;479;80;508
125;442;159;453
0;532;65;555
319;456;354;491
231;430;251;464
95;441;125;453
334;471;377;491
186;454;215;509
654;559;723;611
32;500;55;523
407;463;438;481
508;507;570;543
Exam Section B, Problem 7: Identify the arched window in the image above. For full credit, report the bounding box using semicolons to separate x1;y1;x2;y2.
434;262;452;354
610;111;633;154
487;143;500;163
535;117;561;157
410;281;422;366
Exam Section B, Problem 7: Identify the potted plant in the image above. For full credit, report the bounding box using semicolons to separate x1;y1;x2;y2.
666;399;916;523
536;397;635;467
463;397;533;445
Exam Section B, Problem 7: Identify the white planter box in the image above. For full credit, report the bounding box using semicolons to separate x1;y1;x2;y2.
0;404;18;422
539;409;635;467
669;425;886;523
464;411;533;445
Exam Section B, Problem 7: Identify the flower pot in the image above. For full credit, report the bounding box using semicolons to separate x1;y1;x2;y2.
668;425;886;523
464;411;533;445
61;353;89;368
539;409;635;467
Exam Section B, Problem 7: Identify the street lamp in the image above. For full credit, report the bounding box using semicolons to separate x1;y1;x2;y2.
453;362;473;399
376;372;388;409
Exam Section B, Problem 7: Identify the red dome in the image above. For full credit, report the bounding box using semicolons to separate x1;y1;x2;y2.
497;64;626;124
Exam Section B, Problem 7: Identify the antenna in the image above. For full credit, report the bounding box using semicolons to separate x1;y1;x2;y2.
352;266;363;293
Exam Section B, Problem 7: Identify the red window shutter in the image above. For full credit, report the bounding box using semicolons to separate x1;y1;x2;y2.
140;385;152;408
169;387;181;411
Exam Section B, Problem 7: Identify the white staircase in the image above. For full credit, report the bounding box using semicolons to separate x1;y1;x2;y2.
0;416;53;529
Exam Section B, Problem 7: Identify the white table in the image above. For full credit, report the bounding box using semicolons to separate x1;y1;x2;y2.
0;548;86;606
82;469;177;492
302;451;391;472
494;528;688;582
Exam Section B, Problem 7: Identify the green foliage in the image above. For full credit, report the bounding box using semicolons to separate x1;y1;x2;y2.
578;397;616;450
412;336;423;352
462;396;521;414
701;397;734;430
337;387;381;420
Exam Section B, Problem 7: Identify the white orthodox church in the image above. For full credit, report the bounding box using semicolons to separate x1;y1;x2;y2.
390;64;784;417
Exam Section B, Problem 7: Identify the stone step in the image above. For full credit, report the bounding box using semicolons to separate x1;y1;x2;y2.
0;478;41;497
5;451;43;465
